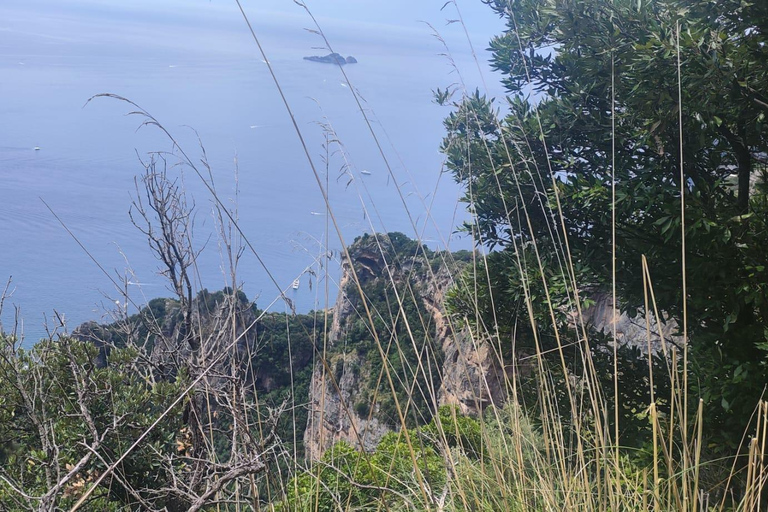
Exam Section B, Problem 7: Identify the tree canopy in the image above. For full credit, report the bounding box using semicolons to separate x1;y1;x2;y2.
444;0;768;446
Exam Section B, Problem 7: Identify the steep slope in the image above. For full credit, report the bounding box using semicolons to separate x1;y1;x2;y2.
303;233;503;460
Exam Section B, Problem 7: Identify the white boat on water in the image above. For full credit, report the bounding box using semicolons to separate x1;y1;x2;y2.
292;278;300;290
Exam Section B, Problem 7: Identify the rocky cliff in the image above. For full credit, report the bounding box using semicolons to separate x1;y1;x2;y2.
302;233;505;460
578;291;681;354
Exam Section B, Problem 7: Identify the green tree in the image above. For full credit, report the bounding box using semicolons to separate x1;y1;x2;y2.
444;0;768;447
0;335;187;510
280;407;488;512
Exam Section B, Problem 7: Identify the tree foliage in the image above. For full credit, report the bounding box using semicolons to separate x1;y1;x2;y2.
444;0;768;447
0;336;187;510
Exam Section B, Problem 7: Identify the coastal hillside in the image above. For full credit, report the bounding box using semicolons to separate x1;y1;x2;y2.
3;0;768;510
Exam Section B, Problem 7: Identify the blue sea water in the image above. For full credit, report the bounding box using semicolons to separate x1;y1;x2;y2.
0;0;504;343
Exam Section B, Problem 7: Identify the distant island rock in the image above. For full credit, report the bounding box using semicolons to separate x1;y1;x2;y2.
303;52;358;65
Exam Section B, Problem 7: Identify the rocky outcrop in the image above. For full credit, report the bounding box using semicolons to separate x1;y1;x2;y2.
72;321;113;368
303;233;504;460
425;262;508;417
74;290;261;382
304;234;400;460
577;291;681;353
141;291;259;384
436;329;509;416
75;234;678;464
303;53;358;65
303;352;390;460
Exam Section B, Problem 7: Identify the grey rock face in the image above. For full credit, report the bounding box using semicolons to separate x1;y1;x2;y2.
302;234;503;460
577;291;681;354
303;353;390;461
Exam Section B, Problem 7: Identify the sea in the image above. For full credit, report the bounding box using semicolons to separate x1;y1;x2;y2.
0;0;505;344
